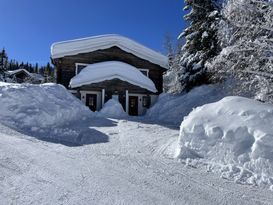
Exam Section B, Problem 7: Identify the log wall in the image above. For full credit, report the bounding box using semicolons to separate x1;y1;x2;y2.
52;46;166;94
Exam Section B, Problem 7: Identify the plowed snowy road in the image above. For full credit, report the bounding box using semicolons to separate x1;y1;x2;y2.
0;119;272;205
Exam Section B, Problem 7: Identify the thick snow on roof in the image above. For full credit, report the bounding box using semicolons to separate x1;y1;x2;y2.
7;69;31;76
7;69;44;81
70;61;158;93
51;34;168;69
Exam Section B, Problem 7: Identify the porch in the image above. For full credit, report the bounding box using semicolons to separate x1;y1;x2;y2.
69;61;159;116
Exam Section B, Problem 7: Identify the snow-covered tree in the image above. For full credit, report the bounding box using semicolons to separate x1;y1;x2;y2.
177;0;221;92
207;0;273;102
0;48;8;81
163;34;184;93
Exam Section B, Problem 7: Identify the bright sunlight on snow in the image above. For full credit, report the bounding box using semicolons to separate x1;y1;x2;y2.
0;83;108;145
98;99;128;118
146;85;227;126
176;96;273;190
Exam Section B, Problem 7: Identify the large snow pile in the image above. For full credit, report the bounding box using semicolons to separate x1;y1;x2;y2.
146;85;226;126
176;96;273;189
98;99;128;118
0;83;96;144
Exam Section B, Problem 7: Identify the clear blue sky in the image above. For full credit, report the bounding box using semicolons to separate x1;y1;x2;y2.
0;0;186;66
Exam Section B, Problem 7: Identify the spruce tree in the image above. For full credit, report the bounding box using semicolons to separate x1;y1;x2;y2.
0;48;8;80
178;0;221;92
35;63;39;73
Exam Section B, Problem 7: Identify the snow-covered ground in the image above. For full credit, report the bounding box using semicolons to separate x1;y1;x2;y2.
97;99;128;118
176;96;273;190
1;119;273;205
0;83;273;204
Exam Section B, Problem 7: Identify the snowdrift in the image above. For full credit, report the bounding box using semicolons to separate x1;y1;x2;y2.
0;83;91;128
176;96;273;189
0;83;103;145
146;85;226;126
98;99;128;118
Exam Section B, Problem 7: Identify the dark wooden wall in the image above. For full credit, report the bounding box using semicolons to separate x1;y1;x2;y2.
52;46;166;94
81;79;155;94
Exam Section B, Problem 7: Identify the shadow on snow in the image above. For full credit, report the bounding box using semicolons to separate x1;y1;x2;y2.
1;116;118;147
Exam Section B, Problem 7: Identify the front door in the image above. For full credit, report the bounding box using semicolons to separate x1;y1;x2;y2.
129;96;138;116
86;94;97;112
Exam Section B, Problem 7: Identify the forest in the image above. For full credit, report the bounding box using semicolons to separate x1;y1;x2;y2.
164;0;273;103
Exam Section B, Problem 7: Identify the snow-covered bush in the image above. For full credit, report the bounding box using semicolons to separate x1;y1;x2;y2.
146;84;227;126
207;0;273;102
176;96;273;189
98;99;128;118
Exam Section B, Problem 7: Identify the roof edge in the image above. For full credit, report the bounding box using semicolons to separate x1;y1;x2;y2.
51;34;168;69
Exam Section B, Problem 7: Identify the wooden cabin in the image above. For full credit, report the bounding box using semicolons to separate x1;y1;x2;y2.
51;34;168;116
7;69;44;84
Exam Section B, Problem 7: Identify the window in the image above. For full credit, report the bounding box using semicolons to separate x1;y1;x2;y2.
75;63;89;75
139;69;149;77
142;96;151;108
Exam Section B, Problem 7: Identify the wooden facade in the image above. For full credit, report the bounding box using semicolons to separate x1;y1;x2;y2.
52;46;165;93
52;46;166;116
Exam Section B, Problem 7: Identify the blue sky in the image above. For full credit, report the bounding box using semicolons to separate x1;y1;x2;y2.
0;0;185;65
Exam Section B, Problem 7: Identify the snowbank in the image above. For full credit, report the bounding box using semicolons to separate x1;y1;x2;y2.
70;61;157;93
176;96;273;189
0;83;96;144
0;82;91;128
98;99;128;118
146;85;226;126
51;34;168;69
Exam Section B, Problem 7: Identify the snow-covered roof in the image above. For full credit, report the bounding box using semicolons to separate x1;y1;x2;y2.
70;61;158;93
51;34;168;69
7;69;32;76
7;69;44;81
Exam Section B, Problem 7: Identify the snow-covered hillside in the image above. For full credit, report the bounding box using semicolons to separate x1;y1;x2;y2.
176;96;273;190
146;85;227;126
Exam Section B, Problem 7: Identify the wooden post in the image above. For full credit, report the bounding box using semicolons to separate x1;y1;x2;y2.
102;89;105;107
126;90;129;114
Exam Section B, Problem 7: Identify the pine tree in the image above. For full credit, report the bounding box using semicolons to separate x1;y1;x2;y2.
0;48;8;80
178;0;221;92
35;63;39;73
